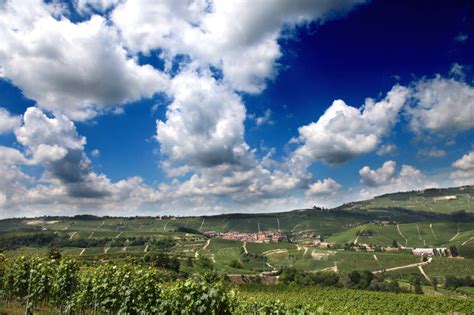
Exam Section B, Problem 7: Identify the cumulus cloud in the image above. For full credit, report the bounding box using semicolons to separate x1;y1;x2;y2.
0;0;169;121
0;107;169;217
0;107;21;134
156;69;248;171
305;178;341;196
0;146;32;208
359;160;436;198
451;151;474;185
14;107;108;197
294;85;410;164
112;0;366;93
359;160;397;187
407;73;474;134
0;146;28;165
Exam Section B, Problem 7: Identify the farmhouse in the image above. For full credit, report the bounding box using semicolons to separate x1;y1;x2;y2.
433;195;457;201
412;248;434;255
412;247;449;256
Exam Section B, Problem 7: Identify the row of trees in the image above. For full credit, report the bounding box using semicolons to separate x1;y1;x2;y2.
0;233;176;251
0;256;237;314
278;268;420;294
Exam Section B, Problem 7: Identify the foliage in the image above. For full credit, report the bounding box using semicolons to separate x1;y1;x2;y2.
445;275;474;289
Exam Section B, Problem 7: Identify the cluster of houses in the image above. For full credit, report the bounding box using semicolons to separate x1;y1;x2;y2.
412;247;449;257
203;231;286;243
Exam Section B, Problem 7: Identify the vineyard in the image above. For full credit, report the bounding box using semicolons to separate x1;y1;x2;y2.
1;256;474;314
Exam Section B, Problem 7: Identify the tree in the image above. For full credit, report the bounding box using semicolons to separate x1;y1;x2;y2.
48;247;62;260
392;240;398;248
229;259;243;269
432;277;438;291
449;245;458;257
195;256;213;271
186;256;193;267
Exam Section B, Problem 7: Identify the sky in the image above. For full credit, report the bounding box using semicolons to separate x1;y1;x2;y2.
0;0;473;218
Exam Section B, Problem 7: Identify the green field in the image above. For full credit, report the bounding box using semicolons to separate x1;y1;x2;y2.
1;186;473;282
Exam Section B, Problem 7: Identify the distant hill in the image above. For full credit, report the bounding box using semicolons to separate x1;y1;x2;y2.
336;186;474;215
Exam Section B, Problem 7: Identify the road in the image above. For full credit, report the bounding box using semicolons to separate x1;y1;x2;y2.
242;241;248;254
373;257;432;274
397;224;408;247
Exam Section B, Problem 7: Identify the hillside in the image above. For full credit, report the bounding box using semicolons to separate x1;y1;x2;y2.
337;186;474;214
0;186;473;276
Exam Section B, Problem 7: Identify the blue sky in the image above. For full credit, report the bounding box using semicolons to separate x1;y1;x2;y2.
0;0;473;218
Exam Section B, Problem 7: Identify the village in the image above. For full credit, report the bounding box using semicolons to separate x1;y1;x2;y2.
203;230;287;243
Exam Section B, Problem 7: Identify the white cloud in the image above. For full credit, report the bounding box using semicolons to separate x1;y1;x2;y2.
359;160;397;187
451;151;474;186
156;69;248;171
0;0;169;121
294;85;410;164
0;107;21;134
305;178;341;196
0;146;28;165
112;0;366;93
249;109;274;126
91;149;100;158
407;74;474;134
376;143;397;156
417;147;447;158
359;160;436;198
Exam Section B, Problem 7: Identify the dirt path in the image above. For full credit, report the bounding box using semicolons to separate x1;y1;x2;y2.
144;244;149;253
242;241;248;254
266;262;276;270
303;247;308;256
203;239;211;250
373;254;378;261
69;232;77;240
104;247;110;254
320;263;338;273
88;231;94;239
122;246;127;252
416;224;422;241
277;218;281;231
373;257;432;274
429;224;438;240
163;220;169;231
263;249;288;256
461;236;474;246
79;248;85;256
418;265;431;282
222;221;229;230
199;218;205;231
116;231;123;238
449;225;460;242
397;224;408;247
353;236;359;245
